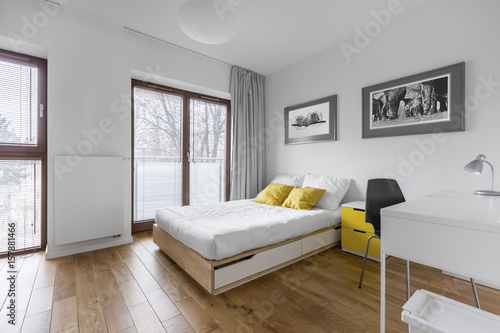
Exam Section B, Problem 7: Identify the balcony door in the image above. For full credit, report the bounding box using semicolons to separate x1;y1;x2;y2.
132;80;230;232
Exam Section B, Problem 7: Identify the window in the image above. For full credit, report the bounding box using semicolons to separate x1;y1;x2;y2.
0;49;47;255
132;80;230;232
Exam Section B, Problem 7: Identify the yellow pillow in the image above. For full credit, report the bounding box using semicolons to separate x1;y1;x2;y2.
282;186;327;210
254;183;294;206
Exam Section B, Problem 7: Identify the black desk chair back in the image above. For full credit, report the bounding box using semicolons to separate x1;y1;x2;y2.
365;178;405;235
359;178;405;288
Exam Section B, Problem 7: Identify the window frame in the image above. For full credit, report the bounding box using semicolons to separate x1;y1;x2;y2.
0;49;47;256
131;79;230;233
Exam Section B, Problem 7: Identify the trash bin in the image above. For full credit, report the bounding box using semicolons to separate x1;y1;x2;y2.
402;289;500;333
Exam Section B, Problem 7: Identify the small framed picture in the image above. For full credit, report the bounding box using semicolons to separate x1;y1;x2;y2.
362;62;465;139
285;95;337;145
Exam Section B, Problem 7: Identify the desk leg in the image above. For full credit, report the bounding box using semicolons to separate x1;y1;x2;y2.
406;260;410;300
381;252;386;332
471;278;481;309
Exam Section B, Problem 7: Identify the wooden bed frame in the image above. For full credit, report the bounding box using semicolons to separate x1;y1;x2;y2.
153;223;341;295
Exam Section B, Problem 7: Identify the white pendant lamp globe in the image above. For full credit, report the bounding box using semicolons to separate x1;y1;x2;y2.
177;0;237;44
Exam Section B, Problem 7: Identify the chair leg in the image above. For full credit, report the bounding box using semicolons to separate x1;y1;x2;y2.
471;278;481;309
359;235;380;288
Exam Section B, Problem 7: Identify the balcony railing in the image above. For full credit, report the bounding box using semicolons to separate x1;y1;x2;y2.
134;155;225;221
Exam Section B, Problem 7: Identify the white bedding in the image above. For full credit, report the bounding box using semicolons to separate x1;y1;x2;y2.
155;200;341;260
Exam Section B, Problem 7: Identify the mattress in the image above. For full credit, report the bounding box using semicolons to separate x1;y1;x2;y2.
155;199;341;260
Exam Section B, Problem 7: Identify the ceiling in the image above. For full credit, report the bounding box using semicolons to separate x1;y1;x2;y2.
56;0;431;75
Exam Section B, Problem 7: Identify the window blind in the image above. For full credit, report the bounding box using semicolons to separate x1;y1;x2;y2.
0;59;38;146
0;160;41;253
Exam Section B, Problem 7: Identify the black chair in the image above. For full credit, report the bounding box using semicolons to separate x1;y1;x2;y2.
358;178;405;289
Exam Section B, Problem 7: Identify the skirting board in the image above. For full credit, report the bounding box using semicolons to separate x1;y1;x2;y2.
45;236;133;259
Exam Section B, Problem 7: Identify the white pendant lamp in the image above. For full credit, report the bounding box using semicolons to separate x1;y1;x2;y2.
177;0;237;44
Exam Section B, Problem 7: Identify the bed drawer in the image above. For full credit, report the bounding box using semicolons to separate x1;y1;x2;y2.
302;228;340;254
214;240;302;289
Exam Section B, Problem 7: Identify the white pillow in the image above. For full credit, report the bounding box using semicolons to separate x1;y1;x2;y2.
302;174;350;210
256;174;304;198
270;174;305;187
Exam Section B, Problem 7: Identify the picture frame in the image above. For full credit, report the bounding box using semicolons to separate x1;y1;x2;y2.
362;62;465;139
285;94;337;145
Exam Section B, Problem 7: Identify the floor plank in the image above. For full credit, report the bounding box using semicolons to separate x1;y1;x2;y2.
205;301;254;333
145;288;180;322
142;260;190;303
26;285;53;317
53;257;76;302
117;326;138;333
175;297;220;333
128;301;166;333
100;294;134;333
92;256;134;333
78;303;108;333
74;253;99;309
50;296;78;332
124;256;161;293
118;279;148;307
115;244;137;260
162;315;196;333
33;254;57;290
21;310;51;333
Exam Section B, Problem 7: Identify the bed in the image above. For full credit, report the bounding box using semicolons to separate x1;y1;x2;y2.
153;174;350;295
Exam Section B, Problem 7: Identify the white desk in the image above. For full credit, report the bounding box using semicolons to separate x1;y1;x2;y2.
380;191;500;332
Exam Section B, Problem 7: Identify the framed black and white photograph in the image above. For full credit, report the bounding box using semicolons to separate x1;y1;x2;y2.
362;62;465;139
285;95;337;144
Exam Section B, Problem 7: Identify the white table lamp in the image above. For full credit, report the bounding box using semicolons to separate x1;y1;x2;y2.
464;154;500;196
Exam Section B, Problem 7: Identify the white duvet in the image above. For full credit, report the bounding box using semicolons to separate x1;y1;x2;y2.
155;200;341;260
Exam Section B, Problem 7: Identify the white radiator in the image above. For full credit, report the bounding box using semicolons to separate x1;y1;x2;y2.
55;156;124;245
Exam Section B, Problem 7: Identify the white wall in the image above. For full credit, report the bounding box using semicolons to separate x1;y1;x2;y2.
265;0;500;203
0;0;231;258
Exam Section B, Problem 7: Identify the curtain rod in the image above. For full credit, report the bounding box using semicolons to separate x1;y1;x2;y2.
123;27;233;68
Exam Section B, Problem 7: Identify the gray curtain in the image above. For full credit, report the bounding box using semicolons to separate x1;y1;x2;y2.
230;66;266;200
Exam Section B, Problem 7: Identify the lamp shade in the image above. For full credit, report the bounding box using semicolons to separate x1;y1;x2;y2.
464;158;484;175
177;0;237;44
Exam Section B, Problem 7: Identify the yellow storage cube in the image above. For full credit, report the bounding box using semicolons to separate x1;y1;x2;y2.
341;201;380;260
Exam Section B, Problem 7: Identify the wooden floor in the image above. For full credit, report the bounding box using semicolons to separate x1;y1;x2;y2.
1;232;499;333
